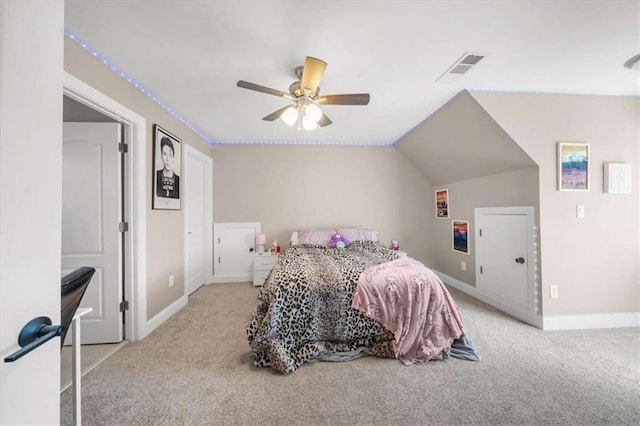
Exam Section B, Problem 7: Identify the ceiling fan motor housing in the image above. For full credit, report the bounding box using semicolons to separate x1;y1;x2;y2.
289;80;320;98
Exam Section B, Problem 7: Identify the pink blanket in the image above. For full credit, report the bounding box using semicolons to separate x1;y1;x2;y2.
351;258;465;365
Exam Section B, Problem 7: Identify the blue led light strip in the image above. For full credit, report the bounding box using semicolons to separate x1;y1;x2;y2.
65;30;395;147
65;29;215;145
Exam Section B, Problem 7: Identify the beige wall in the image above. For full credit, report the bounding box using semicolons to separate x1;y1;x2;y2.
212;145;435;266
471;92;639;316
432;167;540;286
64;38;213;319
395;91;536;185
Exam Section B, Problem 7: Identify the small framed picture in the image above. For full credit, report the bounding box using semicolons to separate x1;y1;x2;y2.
452;220;470;255
152;125;181;210
435;188;449;219
557;142;589;191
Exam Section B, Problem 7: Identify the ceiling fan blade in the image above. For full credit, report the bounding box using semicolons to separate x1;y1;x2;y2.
237;80;293;99
317;113;332;127
262;106;292;121
315;94;370;105
300;57;327;96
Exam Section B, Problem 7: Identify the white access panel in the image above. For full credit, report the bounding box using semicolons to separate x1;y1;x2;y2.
213;222;261;283
474;206;538;326
477;214;529;309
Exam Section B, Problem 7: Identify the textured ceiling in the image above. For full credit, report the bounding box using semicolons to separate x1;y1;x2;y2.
64;1;640;146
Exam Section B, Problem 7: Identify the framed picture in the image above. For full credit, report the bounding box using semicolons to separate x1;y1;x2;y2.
152;124;181;210
557;142;590;191
452;220;470;255
435;189;450;219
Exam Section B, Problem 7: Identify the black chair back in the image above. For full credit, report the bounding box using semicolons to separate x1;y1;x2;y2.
60;267;95;348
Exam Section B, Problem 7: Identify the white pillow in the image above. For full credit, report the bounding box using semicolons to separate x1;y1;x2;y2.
337;227;378;242
297;228;337;246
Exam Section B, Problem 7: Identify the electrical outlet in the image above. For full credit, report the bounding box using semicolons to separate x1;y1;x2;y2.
460;261;466;271
549;285;559;299
576;205;585;218
169;275;175;287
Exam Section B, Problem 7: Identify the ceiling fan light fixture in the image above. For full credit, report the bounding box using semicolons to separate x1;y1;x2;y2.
306;103;323;122
281;106;298;126
302;115;318;131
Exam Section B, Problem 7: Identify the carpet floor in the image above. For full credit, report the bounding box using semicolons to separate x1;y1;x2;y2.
61;283;640;425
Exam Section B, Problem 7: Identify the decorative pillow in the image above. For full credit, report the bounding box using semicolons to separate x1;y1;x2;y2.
297;228;336;246
337;227;378;242
329;233;350;249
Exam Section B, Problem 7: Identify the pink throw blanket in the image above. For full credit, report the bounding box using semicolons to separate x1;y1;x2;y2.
351;258;465;365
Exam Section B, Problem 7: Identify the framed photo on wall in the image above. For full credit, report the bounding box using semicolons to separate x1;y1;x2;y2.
152;124;181;210
452;220;470;255
435;188;450;219
557;142;590;191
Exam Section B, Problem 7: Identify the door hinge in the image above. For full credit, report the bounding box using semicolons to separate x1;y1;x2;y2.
118;143;128;153
119;301;129;312
479;229;482;237
218;237;220;244
218;256;221;263
480;266;483;274
119;222;129;232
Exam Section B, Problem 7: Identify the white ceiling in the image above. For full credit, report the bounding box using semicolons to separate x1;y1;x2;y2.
65;1;640;146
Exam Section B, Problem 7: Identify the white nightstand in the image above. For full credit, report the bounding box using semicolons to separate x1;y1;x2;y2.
253;254;278;287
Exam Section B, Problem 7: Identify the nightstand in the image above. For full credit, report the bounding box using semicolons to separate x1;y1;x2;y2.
253;254;278;287
396;250;407;258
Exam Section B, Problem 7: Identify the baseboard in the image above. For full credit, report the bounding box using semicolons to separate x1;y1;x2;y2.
433;270;543;329
142;295;188;338
211;274;251;284
543;312;640;330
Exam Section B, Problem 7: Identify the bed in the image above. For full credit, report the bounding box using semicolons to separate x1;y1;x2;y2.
247;229;473;374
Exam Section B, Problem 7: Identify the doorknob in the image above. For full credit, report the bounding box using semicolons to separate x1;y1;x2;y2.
249;247;254;252
515;257;525;264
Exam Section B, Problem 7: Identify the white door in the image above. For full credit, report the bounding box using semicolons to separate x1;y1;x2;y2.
214;223;261;282
62;122;123;344
1;2;64;423
476;207;535;321
185;149;206;295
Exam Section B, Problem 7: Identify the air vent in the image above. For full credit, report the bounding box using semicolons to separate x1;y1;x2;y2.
437;51;488;83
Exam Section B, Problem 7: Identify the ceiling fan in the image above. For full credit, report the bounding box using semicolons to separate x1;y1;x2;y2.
236;56;370;131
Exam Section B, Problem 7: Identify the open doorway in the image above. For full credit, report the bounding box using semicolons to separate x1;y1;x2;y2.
61;72;148;390
61;95;127;388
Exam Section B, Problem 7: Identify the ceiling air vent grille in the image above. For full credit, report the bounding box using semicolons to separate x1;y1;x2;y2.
437;51;487;83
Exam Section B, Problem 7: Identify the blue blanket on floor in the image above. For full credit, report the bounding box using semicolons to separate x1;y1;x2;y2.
450;334;481;361
315;334;480;363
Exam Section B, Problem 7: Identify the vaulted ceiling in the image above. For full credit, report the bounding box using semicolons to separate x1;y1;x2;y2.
64;1;640;146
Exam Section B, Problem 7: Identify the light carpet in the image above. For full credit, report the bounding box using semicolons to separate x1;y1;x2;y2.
61;283;640;425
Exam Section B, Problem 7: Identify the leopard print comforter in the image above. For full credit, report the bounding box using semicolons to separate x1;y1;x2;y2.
247;241;399;374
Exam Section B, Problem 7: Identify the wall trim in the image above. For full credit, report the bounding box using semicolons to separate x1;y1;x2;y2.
543;312;640;331
63;72;148;342
145;295;188;336
434;270;543;328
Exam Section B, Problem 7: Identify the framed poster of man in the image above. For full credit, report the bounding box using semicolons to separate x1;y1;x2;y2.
152;124;181;210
